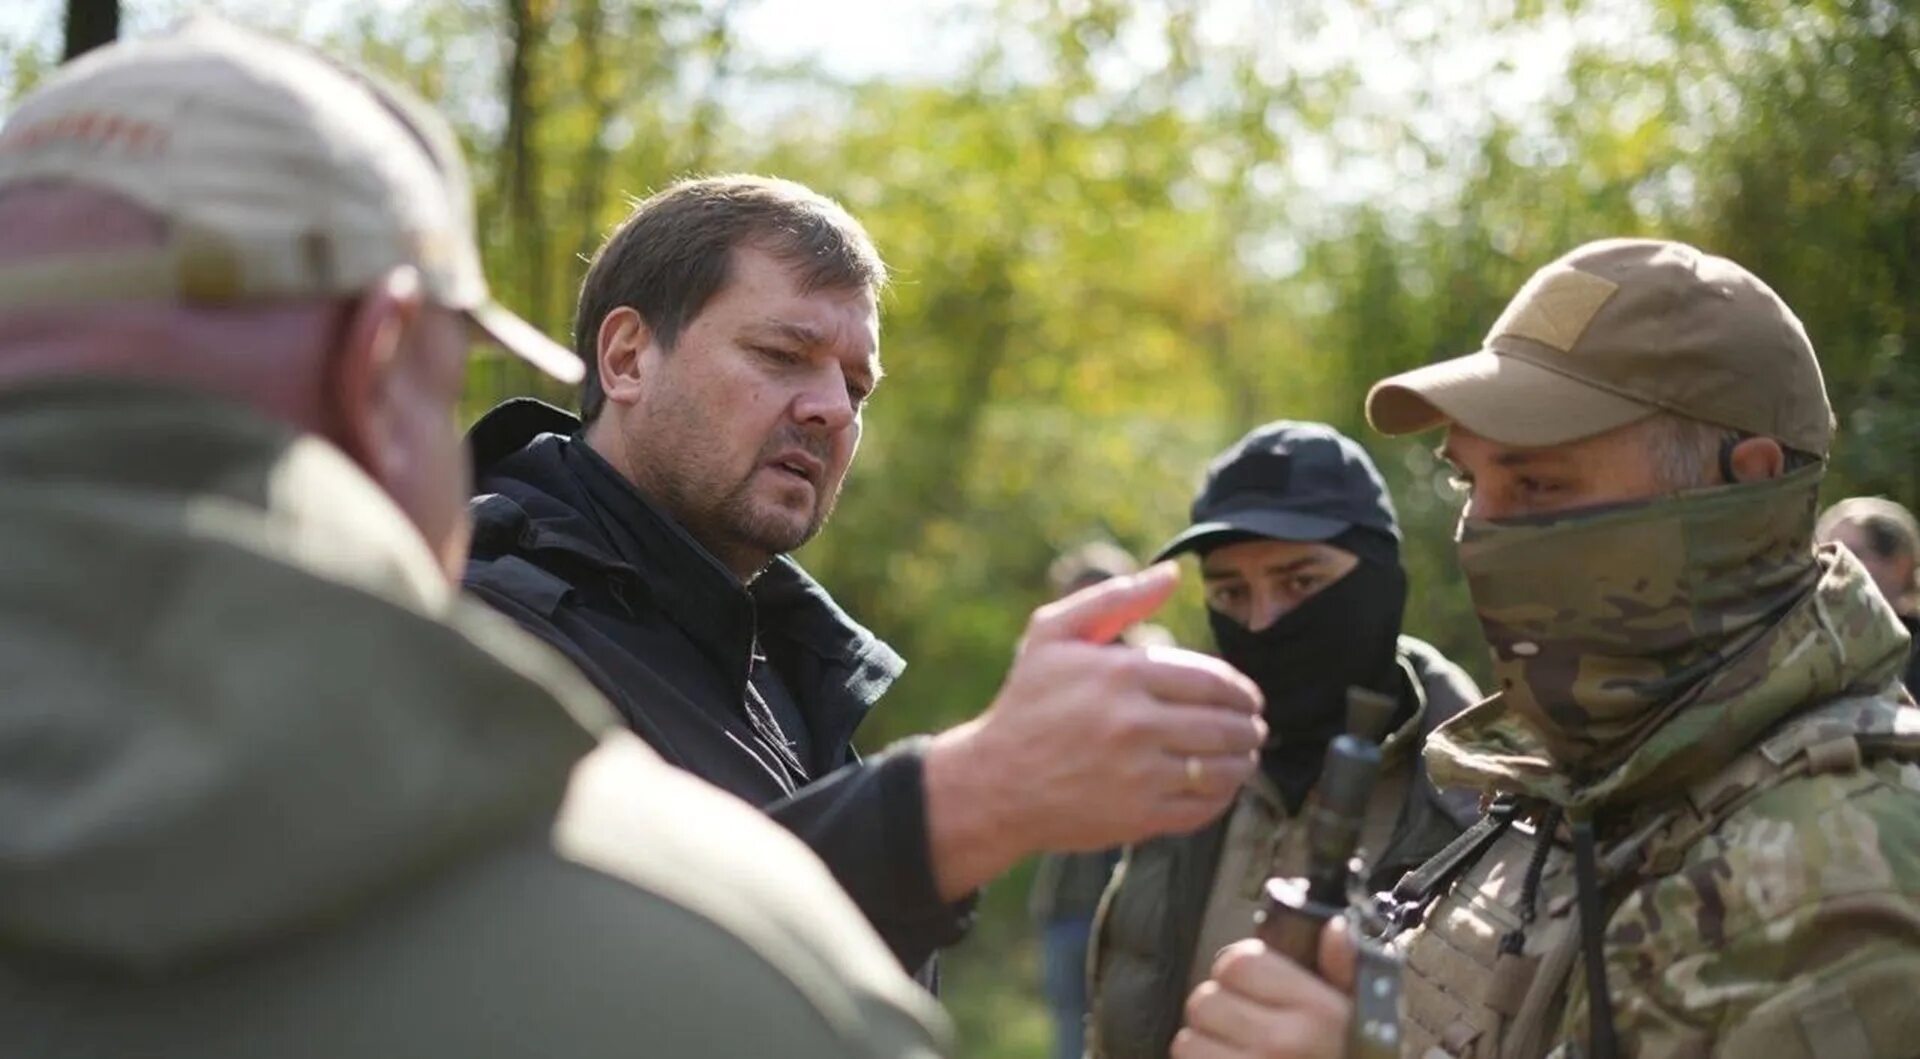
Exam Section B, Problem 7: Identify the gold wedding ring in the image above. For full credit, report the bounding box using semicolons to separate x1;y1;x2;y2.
1184;755;1204;792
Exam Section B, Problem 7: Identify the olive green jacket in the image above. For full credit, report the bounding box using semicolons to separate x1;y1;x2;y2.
0;381;950;1059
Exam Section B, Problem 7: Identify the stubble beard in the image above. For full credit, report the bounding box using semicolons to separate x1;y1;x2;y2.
716;470;837;558
624;375;848;575
642;433;841;578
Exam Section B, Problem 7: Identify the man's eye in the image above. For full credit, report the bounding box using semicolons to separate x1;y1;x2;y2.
1210;585;1246;609
846;381;872;405
1517;476;1559;495
1285;576;1322;596
755;345;803;366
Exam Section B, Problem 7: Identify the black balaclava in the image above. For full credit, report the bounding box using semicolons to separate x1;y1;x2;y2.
1207;527;1408;812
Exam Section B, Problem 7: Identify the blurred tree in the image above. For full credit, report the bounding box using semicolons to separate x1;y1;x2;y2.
63;0;117;61
502;0;552;328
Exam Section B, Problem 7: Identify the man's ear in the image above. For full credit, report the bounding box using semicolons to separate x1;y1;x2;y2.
1728;436;1787;483
1892;552;1918;608
326;265;424;478
596;306;657;410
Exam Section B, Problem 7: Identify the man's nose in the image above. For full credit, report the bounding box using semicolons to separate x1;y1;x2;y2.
1247;592;1288;633
792;371;856;431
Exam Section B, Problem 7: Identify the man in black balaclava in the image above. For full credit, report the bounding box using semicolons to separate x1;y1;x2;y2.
1083;421;1481;1059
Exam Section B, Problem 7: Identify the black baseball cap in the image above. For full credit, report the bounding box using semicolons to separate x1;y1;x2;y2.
1155;421;1401;561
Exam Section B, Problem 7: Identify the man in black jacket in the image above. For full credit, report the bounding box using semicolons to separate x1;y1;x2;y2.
466;175;1266;978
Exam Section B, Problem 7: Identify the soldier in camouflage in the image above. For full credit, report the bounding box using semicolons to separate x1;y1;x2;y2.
1172;239;1920;1059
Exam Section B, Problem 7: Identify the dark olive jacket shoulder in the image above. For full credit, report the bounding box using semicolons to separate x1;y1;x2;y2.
0;382;951;1059
463;398;970;974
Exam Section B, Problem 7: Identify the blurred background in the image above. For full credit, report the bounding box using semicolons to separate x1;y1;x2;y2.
7;1;1919;1054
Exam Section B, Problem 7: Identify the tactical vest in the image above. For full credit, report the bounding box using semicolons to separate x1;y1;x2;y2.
1392;693;1920;1059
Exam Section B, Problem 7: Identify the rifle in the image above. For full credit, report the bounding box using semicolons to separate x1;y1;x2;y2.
1253;687;1405;1059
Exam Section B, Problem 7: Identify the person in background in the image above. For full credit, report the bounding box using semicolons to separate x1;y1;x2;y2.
1086;421;1479;1059
1818;496;1920;690
0;21;949;1057
464;176;1267;982
1028;541;1172;1059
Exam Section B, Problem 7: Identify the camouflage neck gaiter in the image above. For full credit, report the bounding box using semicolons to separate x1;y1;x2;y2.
1456;465;1824;777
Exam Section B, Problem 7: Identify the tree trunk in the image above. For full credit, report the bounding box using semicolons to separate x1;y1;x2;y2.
63;0;118;62
569;0;615;276
502;0;551;331
686;0;743;171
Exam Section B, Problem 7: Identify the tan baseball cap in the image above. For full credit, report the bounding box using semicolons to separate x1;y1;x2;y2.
1365;238;1832;455
0;18;582;383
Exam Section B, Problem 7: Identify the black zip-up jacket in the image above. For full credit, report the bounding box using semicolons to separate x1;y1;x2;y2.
463;399;973;976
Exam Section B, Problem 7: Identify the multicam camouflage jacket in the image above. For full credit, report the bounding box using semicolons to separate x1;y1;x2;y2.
1398;545;1920;1059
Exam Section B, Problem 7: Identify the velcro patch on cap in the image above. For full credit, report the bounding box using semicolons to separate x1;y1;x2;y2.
1488;266;1619;353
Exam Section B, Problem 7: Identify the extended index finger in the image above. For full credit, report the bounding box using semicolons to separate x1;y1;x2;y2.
1026;562;1180;646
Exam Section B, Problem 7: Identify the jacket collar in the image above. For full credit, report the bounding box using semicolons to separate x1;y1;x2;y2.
565;436;761;682
468;399;905;736
1377;645;1431;766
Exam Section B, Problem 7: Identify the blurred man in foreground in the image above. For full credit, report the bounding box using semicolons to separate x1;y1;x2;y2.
1819;496;1920;690
1087;422;1477;1059
465;176;1266;978
1179;240;1920;1059
0;22;950;1057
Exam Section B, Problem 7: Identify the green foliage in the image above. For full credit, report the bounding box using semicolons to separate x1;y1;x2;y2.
8;2;1919;1054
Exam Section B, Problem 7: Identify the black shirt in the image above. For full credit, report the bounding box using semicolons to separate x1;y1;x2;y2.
751;646;813;783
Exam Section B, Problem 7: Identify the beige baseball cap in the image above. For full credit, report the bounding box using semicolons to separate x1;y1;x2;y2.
0;18;582;383
1365;238;1832;456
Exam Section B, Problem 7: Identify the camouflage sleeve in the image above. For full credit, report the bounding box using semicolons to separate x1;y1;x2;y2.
1563;762;1920;1059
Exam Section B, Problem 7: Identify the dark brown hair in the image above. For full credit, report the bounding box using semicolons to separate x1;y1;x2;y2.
574;174;886;422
